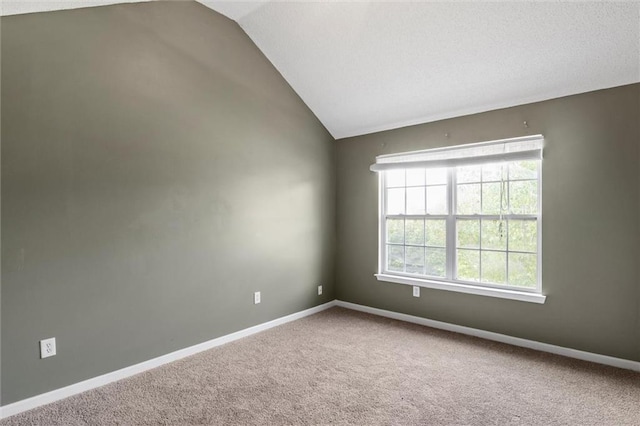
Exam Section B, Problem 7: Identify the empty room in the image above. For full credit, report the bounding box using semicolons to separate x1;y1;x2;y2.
1;0;639;424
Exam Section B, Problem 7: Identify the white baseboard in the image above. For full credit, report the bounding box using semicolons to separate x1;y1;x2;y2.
335;300;640;373
3;299;638;420
0;300;337;420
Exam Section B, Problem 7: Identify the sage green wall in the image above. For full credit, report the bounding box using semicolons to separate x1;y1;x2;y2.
336;84;640;362
1;0;638;409
1;2;335;404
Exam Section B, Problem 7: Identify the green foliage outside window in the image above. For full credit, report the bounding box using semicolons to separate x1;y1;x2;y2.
384;160;539;290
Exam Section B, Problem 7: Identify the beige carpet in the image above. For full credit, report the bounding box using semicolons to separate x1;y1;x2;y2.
3;307;639;425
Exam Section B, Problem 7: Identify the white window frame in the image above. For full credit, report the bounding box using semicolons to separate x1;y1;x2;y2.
373;136;545;304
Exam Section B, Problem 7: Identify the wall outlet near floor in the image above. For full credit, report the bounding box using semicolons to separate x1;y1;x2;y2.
254;291;261;304
317;285;323;296
412;286;420;298
40;337;57;359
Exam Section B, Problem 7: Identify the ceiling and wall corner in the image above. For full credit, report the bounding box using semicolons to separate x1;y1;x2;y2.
2;1;639;139
196;0;268;22
213;1;640;139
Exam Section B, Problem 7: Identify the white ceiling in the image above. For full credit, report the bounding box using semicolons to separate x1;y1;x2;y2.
214;1;640;139
3;1;640;139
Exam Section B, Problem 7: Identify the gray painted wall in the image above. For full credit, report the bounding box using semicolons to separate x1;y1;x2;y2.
1;2;335;404
1;0;638;409
0;24;3;403
336;84;640;362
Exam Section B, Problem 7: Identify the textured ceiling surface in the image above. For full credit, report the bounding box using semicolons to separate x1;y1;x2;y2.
3;1;640;139
226;1;640;138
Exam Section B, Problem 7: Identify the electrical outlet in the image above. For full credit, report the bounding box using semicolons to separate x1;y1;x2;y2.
40;337;56;359
317;285;323;295
254;291;261;304
412;286;420;298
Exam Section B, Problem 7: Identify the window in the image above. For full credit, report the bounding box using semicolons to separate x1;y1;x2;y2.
372;135;545;303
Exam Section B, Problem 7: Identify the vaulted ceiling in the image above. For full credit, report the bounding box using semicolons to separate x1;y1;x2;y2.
3;1;639;139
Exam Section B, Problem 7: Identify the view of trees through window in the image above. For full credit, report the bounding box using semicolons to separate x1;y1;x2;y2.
383;160;540;290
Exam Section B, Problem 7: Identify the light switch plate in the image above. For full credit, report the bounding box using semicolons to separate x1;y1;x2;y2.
413;286;420;298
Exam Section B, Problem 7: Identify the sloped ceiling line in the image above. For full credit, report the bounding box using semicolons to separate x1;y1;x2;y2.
3;0;639;139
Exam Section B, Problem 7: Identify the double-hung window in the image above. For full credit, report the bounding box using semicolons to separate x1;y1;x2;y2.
372;135;545;304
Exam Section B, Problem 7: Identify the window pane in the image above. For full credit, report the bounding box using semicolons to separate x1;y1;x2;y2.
406;246;425;274
386;219;404;244
405;219;424;245
509;180;538;214
481;251;506;284
387;245;405;272
406;169;425;186
481;220;506;250
426;220;446;247
509;161;538;180
426;185;447;214
380;155;541;288
457;219;480;248
406;187;426;215
482;163;506;182
508;253;537;288
456;183;481;214
482;182;505;215
426;248;446;277
386;188;405;215
386;170;405;188
457;249;480;282
426;168;447;185
457;165;481;183
508;220;537;253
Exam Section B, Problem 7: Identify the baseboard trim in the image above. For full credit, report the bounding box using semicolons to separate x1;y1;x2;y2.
335;300;640;373
0;300;337;420
3;299;637;419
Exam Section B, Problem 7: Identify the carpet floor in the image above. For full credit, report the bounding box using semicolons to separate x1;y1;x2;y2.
2;307;639;425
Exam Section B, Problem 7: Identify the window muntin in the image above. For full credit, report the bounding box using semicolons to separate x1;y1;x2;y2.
381;159;541;293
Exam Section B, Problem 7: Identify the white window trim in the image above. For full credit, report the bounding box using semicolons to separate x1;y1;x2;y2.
374;273;546;304
374;135;545;304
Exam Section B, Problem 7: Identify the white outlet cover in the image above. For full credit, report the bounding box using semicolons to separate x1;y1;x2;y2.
413;286;420;298
40;337;57;359
318;285;323;295
254;291;261;304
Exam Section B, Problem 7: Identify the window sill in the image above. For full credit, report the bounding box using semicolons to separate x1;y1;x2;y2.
375;273;547;304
